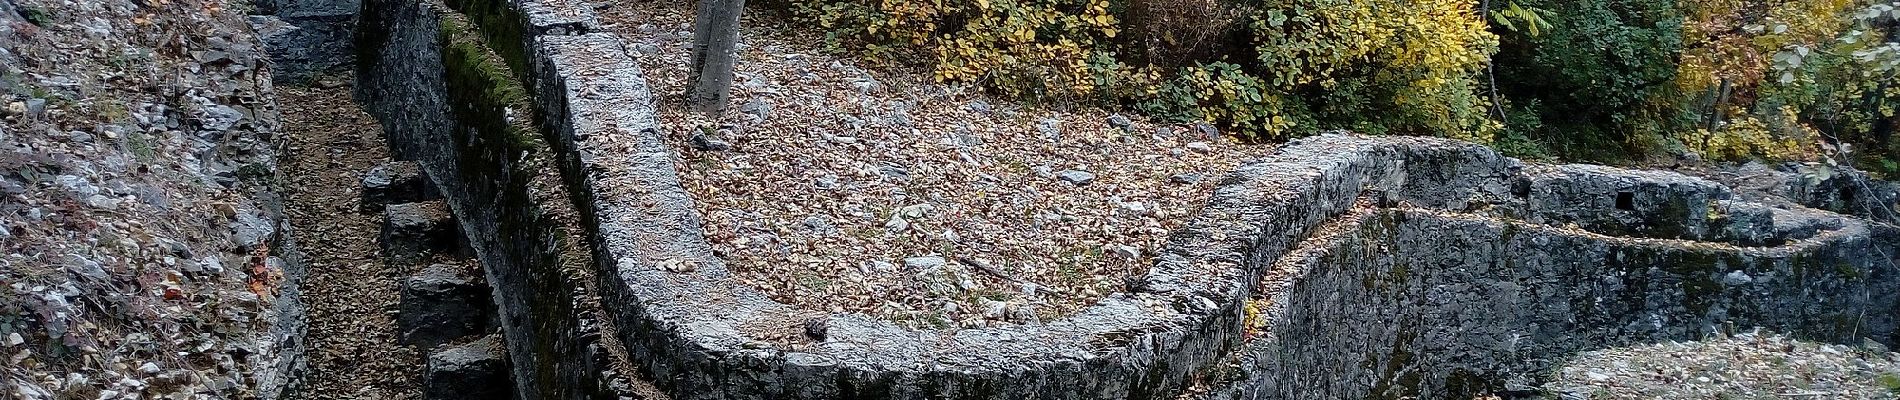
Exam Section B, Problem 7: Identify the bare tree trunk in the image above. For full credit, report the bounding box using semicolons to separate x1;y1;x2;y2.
1480;0;1507;123
688;0;745;115
1705;78;1731;132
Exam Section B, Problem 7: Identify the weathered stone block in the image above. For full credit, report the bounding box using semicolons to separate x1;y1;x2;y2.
1515;164;1731;240
249;14;355;85
400;263;493;348
424;334;512;400
361;161;432;212
381;201;457;264
519;0;600;35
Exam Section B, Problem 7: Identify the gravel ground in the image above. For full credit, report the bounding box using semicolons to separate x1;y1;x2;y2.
278;82;423;399
594;1;1275;328
1544;330;1900;399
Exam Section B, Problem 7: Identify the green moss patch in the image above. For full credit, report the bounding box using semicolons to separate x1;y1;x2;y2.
437;12;542;153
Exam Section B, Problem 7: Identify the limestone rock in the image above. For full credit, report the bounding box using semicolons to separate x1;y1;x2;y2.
689;132;731;151
423;335;511;400
399;264;493;348
1185;141;1212;153
1056;170;1095;186
249;14;356;84
382;201;457;264
361;161;431;212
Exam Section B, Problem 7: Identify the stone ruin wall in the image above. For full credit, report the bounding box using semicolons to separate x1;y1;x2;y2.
350;0;610;397
319;0;1900;398
1216;201;1896;399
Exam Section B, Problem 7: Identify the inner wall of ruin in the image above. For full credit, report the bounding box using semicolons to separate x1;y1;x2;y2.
350;0;604;397
314;0;1900;398
1217;208;1896;399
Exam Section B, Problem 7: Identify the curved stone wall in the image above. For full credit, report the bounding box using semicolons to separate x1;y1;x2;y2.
1205;208;1895;399
413;0;1900;397
353;1;608;397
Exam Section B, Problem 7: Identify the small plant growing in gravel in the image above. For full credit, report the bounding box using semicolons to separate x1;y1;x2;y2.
796;273;830;291
96;100;128;123
126;132;158;162
15;5;50;26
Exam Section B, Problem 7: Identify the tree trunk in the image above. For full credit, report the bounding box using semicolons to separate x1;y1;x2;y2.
1480;0;1506;123
688;0;745;115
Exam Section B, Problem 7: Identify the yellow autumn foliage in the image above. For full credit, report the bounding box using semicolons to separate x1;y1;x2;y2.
1245;0;1498;140
793;0;1498;140
1694;106;1816;162
797;0;1131;98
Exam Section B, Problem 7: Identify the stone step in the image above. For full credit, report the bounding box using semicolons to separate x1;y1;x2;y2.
398;263;494;349
423;334;512;400
381;200;458;264
361;161;433;213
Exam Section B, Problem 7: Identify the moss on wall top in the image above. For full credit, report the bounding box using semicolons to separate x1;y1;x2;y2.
437;10;542;154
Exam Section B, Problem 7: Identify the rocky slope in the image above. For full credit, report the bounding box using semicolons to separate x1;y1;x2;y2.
0;0;302;398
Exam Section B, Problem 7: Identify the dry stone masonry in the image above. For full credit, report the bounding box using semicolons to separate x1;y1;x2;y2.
319;0;1900;398
398;263;493;349
249;0;359;83
540;29;1898;400
423;334;513;399
1205;142;1899;398
360;160;432;212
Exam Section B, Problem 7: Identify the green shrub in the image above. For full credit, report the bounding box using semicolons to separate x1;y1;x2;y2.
1233;0;1500;141
789;0;1136;100
771;0;1892;172
1138;62;1297;140
1489;0;1684;160
777;0;1499;142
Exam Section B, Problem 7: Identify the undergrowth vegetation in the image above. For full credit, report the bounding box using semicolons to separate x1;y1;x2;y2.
766;0;1900;175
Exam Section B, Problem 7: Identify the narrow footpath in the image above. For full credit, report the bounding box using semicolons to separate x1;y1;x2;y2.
277;81;424;399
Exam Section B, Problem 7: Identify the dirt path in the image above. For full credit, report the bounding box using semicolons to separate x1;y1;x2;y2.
278;81;423;400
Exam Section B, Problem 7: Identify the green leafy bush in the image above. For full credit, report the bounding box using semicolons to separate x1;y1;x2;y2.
1476;0;1899;173
789;0;1138;99
1221;0;1499;141
1137;62;1294;139
775;0;1499;142
1490;0;1683;159
769;0;1897;173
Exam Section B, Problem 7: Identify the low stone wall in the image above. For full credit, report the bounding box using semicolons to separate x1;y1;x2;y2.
352;1;601;398
505;18;1900;399
250;0;358;84
364;0;1900;397
1509;164;1733;240
1180;136;1899;399
1205;208;1897;399
1705;162;1900;224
